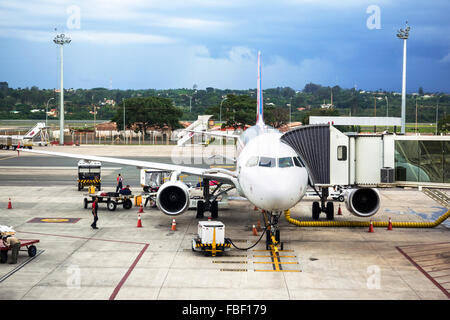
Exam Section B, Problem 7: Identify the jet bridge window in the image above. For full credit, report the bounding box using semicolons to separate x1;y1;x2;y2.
258;157;276;168
337;146;347;161
278;157;294;168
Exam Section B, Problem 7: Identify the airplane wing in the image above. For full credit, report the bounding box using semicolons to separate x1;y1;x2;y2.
18;148;238;185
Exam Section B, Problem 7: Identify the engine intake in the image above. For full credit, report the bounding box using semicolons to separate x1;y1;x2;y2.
156;181;190;216
345;188;380;217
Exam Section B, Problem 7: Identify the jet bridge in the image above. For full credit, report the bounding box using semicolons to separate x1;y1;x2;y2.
280;124;449;188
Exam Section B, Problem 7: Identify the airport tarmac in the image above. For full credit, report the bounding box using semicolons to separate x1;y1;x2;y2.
0;146;449;300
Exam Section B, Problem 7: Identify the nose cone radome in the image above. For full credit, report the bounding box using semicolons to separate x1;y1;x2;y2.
242;168;307;211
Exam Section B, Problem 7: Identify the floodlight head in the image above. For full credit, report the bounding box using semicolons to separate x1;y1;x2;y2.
53;33;71;45
396;23;411;40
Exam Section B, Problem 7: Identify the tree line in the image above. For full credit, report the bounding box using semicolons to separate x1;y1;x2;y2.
0;83;448;129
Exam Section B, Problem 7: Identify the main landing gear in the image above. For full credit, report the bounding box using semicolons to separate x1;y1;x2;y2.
196;179;234;219
312;187;334;220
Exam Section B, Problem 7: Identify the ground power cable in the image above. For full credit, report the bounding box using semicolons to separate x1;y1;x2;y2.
228;226;269;250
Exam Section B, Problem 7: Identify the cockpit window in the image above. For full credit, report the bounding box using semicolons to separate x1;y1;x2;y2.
246;156;259;167
278;157;294;168
258;157;276;167
293;156;304;167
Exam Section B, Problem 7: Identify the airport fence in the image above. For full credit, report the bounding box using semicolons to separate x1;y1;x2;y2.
59;132;177;145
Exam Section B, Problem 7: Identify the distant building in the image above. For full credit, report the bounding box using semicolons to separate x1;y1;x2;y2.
278;121;302;133
0;82;8;90
96;122;117;131
47;108;58;117
100;98;116;106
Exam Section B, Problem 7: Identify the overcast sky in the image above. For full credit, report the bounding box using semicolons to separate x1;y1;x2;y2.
1;0;449;92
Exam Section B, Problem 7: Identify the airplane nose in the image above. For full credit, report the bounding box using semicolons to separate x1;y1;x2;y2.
269;184;301;209
253;173;304;210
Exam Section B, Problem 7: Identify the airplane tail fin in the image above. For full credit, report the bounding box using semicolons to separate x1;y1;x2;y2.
256;51;264;126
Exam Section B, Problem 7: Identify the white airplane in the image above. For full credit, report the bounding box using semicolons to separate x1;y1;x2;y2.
17;52;380;245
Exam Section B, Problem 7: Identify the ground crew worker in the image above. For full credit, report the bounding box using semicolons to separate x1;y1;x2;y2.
2;235;21;264
91;197;99;229
116;173;124;193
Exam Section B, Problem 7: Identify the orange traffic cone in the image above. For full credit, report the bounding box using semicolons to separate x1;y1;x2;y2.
7;198;12;209
387;217;393;231
137;214;143;228
337;204;342;216
252;224;258;236
171;219;177;231
256;220;262;231
368;220;374;233
138;204;144;213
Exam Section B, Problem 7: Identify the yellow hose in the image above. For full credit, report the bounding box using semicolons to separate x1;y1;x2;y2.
284;209;450;228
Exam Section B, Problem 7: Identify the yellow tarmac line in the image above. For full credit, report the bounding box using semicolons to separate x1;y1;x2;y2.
254;255;297;258
254;261;299;264
254;270;301;272
271;246;281;271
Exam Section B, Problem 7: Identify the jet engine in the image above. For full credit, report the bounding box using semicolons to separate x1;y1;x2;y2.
345;188;380;217
156;181;190;216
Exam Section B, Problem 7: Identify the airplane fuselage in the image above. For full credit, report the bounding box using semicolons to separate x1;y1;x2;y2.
235;127;308;211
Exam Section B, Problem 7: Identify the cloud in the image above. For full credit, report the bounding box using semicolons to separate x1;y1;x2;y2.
0;0;231;32
440;53;450;63
0;28;175;45
164;46;336;90
283;0;391;8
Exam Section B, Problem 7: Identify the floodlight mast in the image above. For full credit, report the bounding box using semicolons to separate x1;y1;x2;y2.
53;34;71;145
396;22;410;134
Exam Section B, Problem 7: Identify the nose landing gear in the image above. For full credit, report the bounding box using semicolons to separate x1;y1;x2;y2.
262;211;284;251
